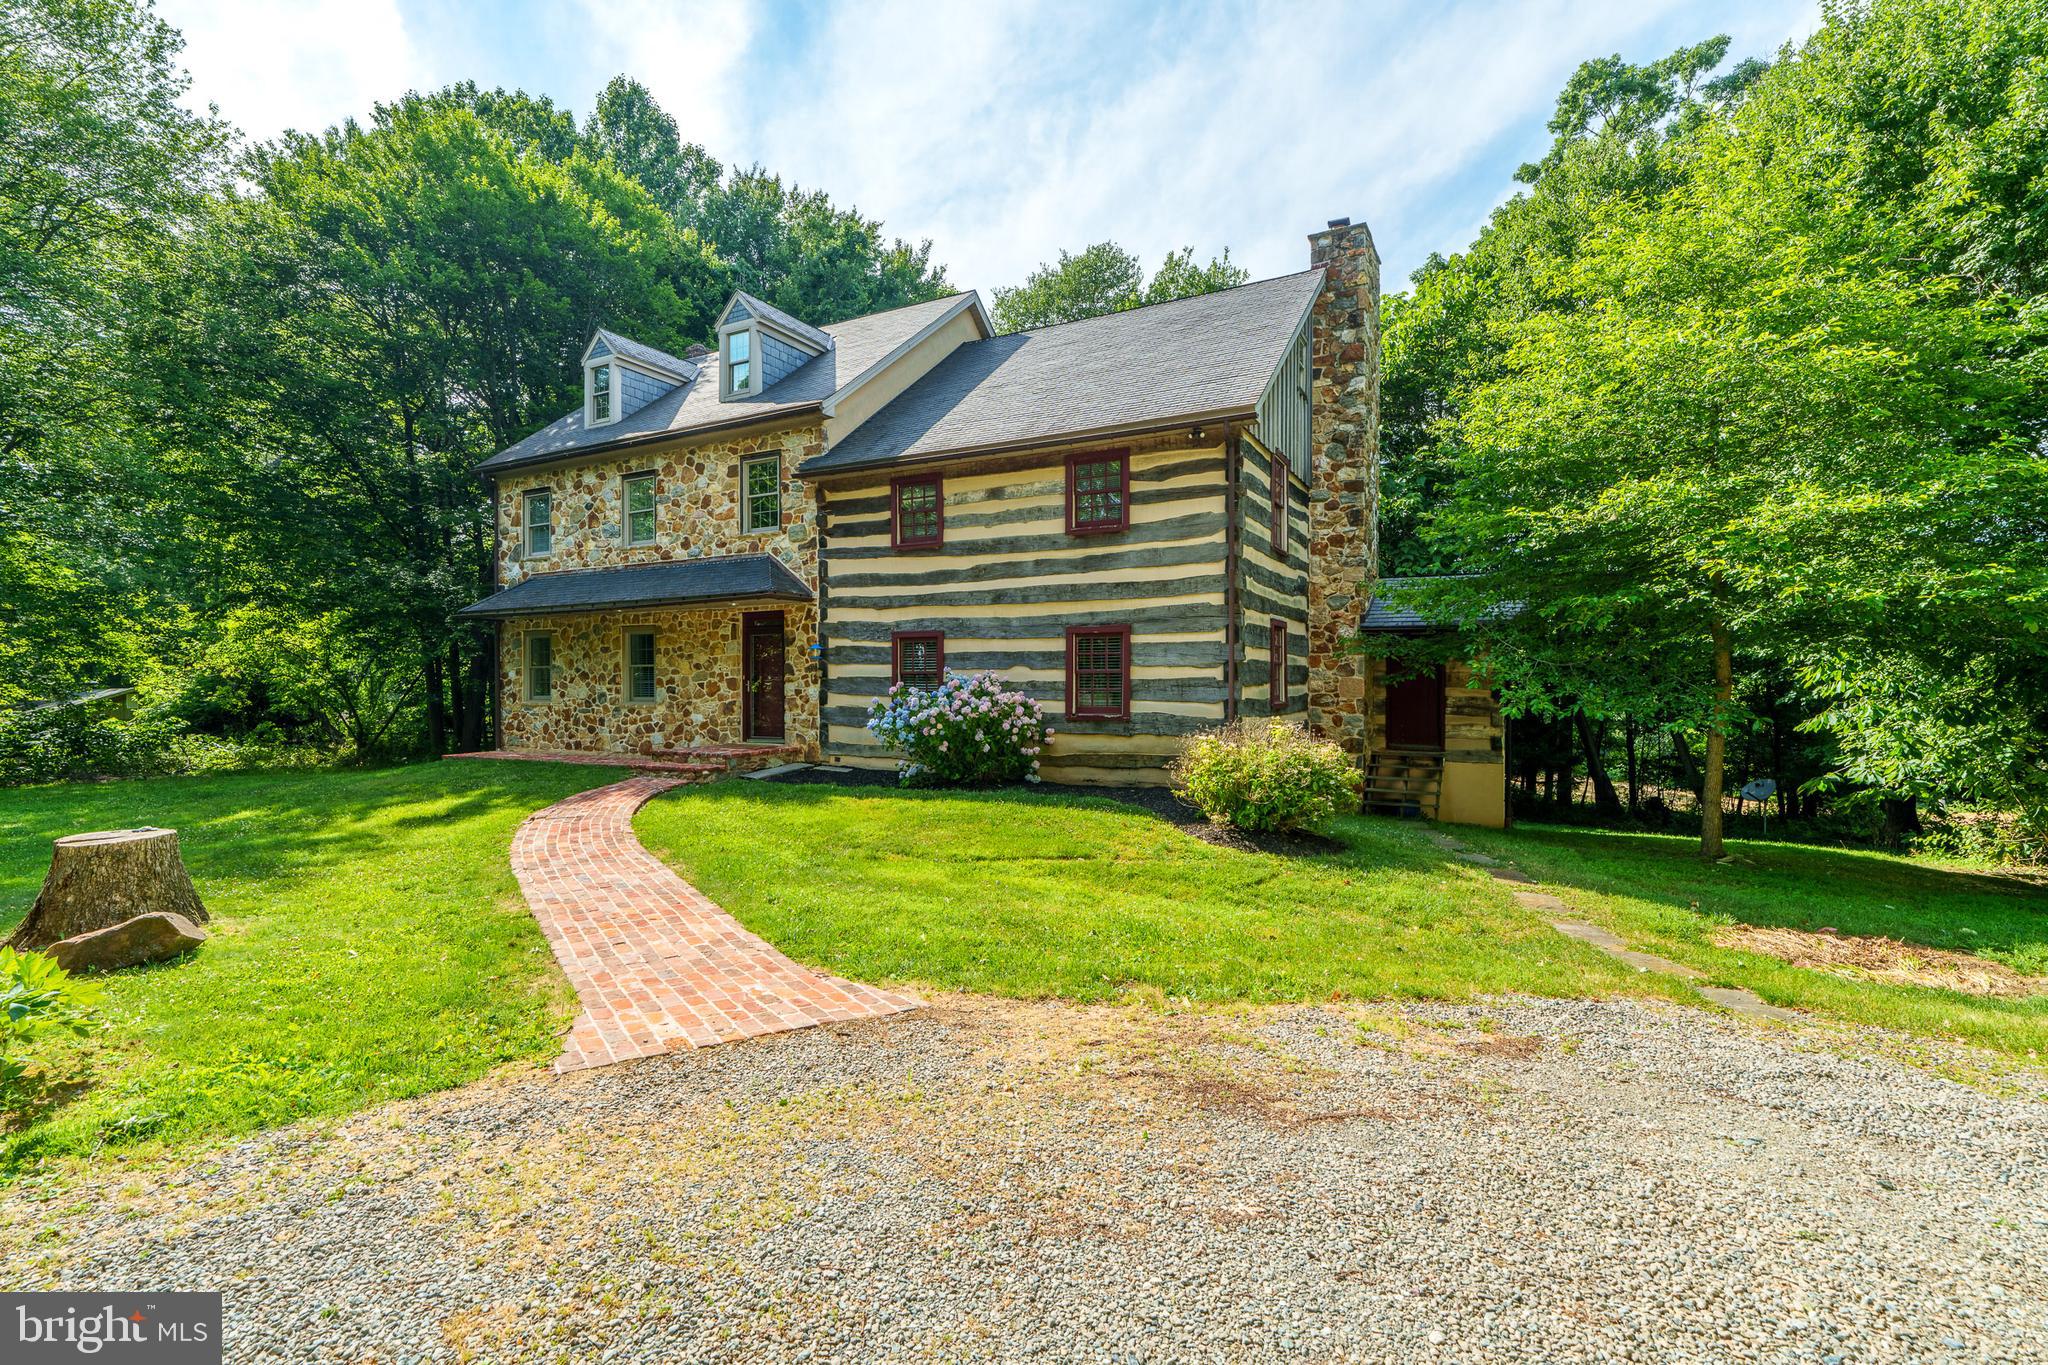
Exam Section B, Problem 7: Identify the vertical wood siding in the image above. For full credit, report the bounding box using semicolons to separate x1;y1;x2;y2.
819;442;1230;783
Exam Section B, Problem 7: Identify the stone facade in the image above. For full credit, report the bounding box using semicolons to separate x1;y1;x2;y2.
1304;219;1382;759
493;421;826;757
502;604;820;758
494;421;823;588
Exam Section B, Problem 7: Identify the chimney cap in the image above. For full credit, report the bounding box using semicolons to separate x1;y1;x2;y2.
1327;217;1351;229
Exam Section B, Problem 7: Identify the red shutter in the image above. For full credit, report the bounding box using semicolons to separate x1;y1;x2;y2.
1269;619;1286;712
1270;451;1287;558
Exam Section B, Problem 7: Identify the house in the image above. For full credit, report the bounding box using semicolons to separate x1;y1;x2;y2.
458;216;1508;825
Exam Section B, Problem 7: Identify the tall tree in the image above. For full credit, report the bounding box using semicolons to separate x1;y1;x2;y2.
151;103;720;752
0;0;229;704
991;242;1246;333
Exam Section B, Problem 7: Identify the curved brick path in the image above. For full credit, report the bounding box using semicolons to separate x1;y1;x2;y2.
512;776;920;1072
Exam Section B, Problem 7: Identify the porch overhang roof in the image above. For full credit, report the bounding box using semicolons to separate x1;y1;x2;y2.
455;554;812;620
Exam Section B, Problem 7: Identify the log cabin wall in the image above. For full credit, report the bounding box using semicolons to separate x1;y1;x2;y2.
1234;433;1311;718
817;433;1230;784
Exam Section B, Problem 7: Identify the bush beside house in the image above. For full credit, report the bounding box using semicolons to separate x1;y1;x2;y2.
1172;721;1360;833
866;672;1051;786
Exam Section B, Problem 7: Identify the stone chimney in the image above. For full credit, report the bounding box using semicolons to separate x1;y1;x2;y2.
1304;216;1381;759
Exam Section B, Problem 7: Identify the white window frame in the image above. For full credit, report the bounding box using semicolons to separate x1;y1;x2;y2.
624;629;657;705
521;488;553;559
741;453;781;533
622;471;657;546
525;631;555;702
718;322;760;399
586;361;618;427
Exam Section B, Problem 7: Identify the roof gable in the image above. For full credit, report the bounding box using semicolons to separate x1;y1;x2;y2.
717;290;831;353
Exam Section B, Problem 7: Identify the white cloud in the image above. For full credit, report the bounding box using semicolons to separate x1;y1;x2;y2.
564;0;758;157
157;0;435;143
755;0;1821;291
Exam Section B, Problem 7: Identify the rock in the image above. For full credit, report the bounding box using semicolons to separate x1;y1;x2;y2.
45;911;207;973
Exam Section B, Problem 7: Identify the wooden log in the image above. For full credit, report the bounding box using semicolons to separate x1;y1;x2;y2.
5;827;208;953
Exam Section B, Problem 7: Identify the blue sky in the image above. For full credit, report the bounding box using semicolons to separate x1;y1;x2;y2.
160;0;1821;295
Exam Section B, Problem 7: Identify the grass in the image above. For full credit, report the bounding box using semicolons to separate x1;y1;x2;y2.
1446;821;2048;1060
0;760;626;1172
640;782;2047;1064
636;782;1674;1006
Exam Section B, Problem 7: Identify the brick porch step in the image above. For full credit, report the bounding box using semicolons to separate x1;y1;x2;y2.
447;749;727;778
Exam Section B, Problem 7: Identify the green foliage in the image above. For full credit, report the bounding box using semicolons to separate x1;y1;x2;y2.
991;241;1247;332
0;948;103;1108
1375;1;2048;849
1171;722;1359;833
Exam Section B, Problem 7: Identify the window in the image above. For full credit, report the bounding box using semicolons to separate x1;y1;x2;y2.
525;632;554;701
1270;450;1288;558
723;328;753;395
590;363;613;424
742;454;781;532
623;472;656;545
892;474;943;549
522;488;552;557
1066;450;1129;534
1066;624;1131;719
625;630;656;703
892;631;944;690
1269;618;1287;712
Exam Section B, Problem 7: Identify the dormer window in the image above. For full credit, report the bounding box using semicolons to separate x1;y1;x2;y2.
587;362;617;427
723;328;754;397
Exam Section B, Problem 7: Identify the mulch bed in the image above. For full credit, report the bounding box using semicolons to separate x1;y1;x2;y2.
756;764;1345;857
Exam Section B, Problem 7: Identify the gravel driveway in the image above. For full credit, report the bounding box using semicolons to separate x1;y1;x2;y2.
3;995;2043;1363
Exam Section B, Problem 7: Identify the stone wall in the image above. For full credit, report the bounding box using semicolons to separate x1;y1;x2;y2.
493;421;824;589
1304;219;1381;758
500;604;820;758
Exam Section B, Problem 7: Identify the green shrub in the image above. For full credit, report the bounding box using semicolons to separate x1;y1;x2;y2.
0;948;103;1110
1171;721;1360;833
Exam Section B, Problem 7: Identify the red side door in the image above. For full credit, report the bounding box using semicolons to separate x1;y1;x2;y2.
1383;665;1445;750
742;611;786;741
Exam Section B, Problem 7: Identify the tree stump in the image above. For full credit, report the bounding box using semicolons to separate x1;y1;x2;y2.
5;828;209;953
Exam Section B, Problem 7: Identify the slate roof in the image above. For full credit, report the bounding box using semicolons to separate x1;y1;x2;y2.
589;328;696;379
477;292;978;475
799;270;1324;475
1359;575;1514;632
726;290;832;351
455;555;813;618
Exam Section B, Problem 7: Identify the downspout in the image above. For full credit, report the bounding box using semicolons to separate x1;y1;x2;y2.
816;486;830;762
1223;430;1241;721
486;473;502;751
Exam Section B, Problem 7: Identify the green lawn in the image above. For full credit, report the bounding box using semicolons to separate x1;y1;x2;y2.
640;783;2048;1063
0;761;625;1171
636;782;1673;1006
1446;822;2048;1060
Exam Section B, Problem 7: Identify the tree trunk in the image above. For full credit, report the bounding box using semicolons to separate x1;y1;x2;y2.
1624;717;1640;815
1671;730;1702;801
423;650;447;755
1574;711;1622;813
1878;795;1922;849
1700;623;1734;859
6;828;209;952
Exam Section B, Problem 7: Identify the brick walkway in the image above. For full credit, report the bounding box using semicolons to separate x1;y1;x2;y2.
512;776;920;1071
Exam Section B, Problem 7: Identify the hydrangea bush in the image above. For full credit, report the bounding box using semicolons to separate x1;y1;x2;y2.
866;671;1052;786
1171;720;1360;833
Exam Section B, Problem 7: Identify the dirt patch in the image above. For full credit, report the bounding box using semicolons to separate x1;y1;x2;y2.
1717;925;2048;999
1457;1032;1544;1060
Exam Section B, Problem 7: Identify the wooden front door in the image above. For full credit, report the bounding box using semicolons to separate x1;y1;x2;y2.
742;611;786;741
1384;665;1445;750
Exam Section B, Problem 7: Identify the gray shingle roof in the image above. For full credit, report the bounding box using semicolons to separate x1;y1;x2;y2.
799;270;1323;475
1359;575;1514;632
590;328;696;379
454;554;812;618
725;291;831;351
478;293;977;474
